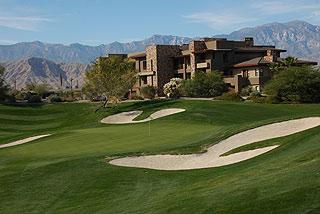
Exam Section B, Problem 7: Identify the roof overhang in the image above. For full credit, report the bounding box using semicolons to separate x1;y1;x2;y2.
192;49;232;54
129;54;147;59
173;54;190;58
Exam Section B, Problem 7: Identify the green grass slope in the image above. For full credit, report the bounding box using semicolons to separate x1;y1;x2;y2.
0;100;320;213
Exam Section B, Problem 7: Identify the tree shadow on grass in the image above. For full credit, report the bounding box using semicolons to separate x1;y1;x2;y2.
0;101;47;108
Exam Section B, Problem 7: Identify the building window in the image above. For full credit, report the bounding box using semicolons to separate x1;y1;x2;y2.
255;68;259;76
223;53;228;63
260;68;264;76
174;58;184;70
242;69;248;78
186;57;190;66
141;76;147;84
200;53;205;61
212;52;215;60
174;73;183;79
142;60;147;70
186;73;191;79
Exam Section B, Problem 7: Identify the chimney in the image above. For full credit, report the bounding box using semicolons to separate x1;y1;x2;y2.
243;37;254;46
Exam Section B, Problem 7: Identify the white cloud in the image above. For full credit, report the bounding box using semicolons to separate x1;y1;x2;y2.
0;39;20;45
119;38;143;43
0;15;54;31
182;12;257;28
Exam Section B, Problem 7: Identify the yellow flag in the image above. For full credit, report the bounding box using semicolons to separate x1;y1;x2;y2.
149;115;153;120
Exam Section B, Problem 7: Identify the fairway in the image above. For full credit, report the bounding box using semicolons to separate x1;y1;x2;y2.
1;100;320;213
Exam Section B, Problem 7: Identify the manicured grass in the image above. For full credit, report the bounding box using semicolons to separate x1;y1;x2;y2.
0;100;320;213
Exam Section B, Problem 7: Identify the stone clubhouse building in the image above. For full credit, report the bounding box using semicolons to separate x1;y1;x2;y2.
104;37;317;95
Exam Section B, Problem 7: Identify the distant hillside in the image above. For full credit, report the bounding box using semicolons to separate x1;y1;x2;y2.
1;57;89;90
0;21;319;64
0;35;193;64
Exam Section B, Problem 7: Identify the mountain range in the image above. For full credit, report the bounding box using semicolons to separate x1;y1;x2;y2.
0;20;319;89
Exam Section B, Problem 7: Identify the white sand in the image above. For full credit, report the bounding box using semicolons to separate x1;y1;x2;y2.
110;117;320;170
100;108;185;124
0;134;51;149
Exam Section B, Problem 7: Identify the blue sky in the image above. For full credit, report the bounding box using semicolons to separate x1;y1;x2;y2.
0;0;319;46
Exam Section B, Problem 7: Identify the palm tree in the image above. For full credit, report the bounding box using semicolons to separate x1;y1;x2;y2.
281;56;298;67
268;62;282;73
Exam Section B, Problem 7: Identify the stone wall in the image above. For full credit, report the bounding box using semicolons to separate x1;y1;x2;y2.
150;45;181;95
146;46;158;87
189;41;206;52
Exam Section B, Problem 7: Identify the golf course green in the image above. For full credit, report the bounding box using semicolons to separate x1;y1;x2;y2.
1;100;320;213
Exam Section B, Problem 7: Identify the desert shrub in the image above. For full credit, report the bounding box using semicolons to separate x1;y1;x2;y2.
15;91;32;100
4;95;16;103
249;96;266;103
265;95;281;104
73;91;82;100
49;95;62;103
141;86;157;99
61;95;74;102
240;86;253;96
27;95;41;103
215;92;243;102
249;91;261;97
163;78;182;98
128;94;144;100
180;70;228;97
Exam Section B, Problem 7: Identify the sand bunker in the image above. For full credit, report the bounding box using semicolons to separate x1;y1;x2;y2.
110;117;320;170
101;108;185;124
0;134;51;149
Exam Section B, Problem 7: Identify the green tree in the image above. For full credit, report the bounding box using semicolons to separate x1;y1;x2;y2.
0;65;7;100
25;82;37;91
264;66;320;103
34;83;49;98
25;82;48;98
181;70;228;97
84;56;137;112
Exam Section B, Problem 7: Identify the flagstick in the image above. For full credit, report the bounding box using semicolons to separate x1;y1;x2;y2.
149;120;151;136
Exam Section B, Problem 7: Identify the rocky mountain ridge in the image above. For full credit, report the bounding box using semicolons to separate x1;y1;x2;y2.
1;57;89;90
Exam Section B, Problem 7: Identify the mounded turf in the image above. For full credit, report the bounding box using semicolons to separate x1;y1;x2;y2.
1;100;320;213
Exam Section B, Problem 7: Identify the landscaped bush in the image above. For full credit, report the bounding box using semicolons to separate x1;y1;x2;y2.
15;91;32;100
180;70;228;97
49;95;62;103
240;87;253;96
27;95;41;103
128;94;144;100
265;95;281;104
249;91;261;97
249;96;266;103
215;92;243;102
4;95;16;103
163;78;182;98
140;86;157;99
61;95;74;102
